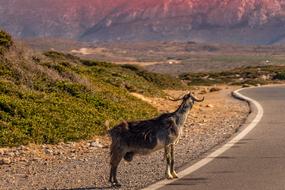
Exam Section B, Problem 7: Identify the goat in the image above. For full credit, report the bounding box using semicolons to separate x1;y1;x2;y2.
108;92;204;187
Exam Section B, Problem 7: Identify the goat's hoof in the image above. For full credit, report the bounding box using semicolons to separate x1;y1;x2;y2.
165;173;174;180
171;171;179;178
111;182;121;188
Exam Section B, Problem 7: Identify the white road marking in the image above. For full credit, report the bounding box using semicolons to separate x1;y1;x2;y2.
142;88;264;190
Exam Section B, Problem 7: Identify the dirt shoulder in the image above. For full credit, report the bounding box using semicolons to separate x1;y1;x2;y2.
0;86;249;190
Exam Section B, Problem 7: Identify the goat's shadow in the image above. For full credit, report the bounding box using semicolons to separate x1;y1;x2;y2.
47;186;114;190
166;177;208;186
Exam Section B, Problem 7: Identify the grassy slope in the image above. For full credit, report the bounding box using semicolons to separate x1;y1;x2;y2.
0;31;186;147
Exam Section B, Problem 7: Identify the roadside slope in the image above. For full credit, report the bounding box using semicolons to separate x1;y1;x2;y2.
0;30;185;147
0;87;249;190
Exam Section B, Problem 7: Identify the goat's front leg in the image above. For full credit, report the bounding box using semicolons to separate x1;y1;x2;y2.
170;144;178;178
164;145;174;179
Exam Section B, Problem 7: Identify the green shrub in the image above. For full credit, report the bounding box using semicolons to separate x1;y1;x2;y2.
0;30;13;48
274;72;285;80
55;81;89;97
44;51;79;61
81;59;113;67
0;30;13;54
121;64;141;71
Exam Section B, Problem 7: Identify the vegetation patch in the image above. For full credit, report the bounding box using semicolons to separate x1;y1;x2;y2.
0;32;186;147
180;65;285;86
0;30;13;54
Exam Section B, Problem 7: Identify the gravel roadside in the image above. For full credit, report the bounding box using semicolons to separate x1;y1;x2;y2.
0;87;249;190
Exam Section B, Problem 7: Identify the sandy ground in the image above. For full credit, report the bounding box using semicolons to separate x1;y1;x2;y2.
0;86;249;190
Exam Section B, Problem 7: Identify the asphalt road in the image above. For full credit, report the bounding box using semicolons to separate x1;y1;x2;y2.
158;86;285;190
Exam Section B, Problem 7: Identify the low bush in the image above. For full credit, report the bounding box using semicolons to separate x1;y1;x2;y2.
0;30;13;54
274;72;285;80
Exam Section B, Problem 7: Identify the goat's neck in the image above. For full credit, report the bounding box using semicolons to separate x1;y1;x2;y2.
173;99;193;127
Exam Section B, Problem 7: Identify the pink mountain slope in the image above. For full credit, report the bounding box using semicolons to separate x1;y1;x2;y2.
1;0;285;44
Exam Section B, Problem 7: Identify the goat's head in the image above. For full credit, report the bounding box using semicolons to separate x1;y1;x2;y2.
168;92;204;104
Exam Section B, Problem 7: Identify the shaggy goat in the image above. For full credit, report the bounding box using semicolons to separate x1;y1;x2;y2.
108;92;204;187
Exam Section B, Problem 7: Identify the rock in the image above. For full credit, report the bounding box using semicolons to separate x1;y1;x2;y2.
32;157;41;162
209;87;222;92
0;158;11;165
206;104;214;108
242;84;251;88
104;120;110;129
19;157;28;162
17;145;26;151
260;75;270;80
44;148;53;155
199;88;208;94
14;151;21;156
53;150;62;155
7;152;15;157
90;142;103;148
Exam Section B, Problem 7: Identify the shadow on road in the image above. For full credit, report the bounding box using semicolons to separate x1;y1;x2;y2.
165;177;208;186
209;170;234;174
48;186;113;190
208;156;235;159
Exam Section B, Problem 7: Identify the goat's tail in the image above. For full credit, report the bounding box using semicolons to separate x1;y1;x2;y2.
108;121;129;156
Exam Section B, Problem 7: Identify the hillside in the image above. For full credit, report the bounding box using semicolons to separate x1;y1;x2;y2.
1;0;285;44
0;30;186;147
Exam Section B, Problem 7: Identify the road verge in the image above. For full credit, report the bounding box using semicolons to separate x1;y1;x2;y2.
142;87;263;190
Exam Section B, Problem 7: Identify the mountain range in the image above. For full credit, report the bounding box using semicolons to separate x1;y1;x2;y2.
1;0;285;44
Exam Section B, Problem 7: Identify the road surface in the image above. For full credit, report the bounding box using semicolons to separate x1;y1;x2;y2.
154;86;285;190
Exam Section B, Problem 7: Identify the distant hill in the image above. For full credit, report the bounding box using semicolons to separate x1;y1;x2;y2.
1;0;285;44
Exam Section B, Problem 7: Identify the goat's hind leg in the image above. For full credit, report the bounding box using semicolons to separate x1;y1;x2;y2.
164;145;174;179
109;149;124;187
170;144;178;178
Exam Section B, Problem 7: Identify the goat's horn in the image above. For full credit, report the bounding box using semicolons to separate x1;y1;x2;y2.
166;95;184;101
190;94;204;102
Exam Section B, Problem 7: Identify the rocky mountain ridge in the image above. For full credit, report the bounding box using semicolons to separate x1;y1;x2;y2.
1;0;285;44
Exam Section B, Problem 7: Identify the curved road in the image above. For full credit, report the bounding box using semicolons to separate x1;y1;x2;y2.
151;86;285;190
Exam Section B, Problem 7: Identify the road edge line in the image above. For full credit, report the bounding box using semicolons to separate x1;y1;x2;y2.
142;87;264;190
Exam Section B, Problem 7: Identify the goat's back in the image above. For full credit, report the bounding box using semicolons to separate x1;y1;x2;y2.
109;113;177;150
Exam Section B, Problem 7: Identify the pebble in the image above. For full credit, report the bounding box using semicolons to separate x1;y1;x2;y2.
90;142;103;148
44;149;53;155
7;152;15;157
206;104;214;108
0;158;11;165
